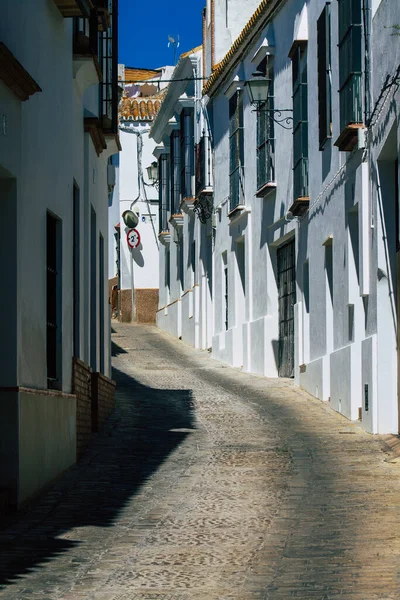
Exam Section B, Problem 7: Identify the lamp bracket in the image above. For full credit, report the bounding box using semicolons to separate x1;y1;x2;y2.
251;105;294;130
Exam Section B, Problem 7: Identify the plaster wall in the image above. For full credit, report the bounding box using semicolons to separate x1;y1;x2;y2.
0;0;116;504
115;125;159;321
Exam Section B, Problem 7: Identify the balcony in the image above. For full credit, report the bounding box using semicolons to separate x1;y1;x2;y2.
72;14;102;92
195;134;213;197
53;0;93;17
99;0;119;137
93;0;111;29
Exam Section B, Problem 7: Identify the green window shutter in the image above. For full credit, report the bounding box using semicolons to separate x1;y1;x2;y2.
338;0;362;130
292;43;309;200
317;3;332;148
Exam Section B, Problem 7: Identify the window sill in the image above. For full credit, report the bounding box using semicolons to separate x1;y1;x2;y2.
228;204;251;224
288;196;310;217
169;213;184;228
158;230;171;246
334;124;364;152
256;181;277;198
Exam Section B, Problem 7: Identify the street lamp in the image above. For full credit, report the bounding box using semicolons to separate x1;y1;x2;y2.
245;71;293;130
245;70;271;105
146;161;159;186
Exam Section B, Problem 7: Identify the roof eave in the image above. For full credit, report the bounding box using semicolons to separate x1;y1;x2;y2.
150;56;196;143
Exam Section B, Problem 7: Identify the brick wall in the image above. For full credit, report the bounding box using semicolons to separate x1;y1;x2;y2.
91;372;116;433
72;358;92;458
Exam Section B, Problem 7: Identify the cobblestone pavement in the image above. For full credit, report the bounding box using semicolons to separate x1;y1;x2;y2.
1;323;400;599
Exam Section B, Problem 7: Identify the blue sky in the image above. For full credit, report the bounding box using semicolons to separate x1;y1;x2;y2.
118;0;205;70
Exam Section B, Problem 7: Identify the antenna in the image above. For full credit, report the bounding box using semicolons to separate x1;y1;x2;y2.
167;34;180;65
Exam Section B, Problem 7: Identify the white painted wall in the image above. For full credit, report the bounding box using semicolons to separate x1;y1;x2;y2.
0;0;118;504
115;122;159;316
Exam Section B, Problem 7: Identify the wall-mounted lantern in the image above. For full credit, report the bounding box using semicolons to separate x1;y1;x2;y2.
245;71;293;130
146;161;159;188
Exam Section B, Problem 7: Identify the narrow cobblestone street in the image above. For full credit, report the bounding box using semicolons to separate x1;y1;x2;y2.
1;323;400;599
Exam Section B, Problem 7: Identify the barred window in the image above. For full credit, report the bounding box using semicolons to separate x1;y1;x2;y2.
229;91;245;211
180;108;194;199
291;43;309;200
338;0;362;131
317;3;332;148
256;56;275;188
170;130;180;214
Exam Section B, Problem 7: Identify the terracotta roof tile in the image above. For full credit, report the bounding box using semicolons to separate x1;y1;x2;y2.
119;95;163;121
203;0;269;96
123;67;160;82
180;44;202;59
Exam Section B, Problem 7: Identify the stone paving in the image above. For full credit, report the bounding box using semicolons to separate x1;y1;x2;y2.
1;323;400;599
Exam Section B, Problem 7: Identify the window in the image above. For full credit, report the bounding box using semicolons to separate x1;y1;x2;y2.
222;252;228;331
180;108;194;200
257;56;275;188
90;206;97;370
99;234;105;374
47;212;62;390
170;130;181;214
73;183;80;358
158;154;170;232
229;91;244;211
317;3;332;148
191;240;196;287
291;43;309;200
338;0;362;132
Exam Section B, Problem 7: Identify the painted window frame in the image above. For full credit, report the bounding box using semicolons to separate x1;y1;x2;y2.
229;90;245;211
291;42;309;200
317;3;332;149
256;55;275;188
338;0;363;132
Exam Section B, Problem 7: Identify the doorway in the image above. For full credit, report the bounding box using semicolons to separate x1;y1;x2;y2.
277;238;296;377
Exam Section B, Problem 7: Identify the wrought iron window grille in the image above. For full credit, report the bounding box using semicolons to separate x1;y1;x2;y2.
193;195;214;224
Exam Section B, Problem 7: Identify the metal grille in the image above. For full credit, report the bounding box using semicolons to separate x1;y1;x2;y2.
170;130;180;214
47;214;59;387
317;3;332;148
99;0;118;133
292;44;309;200
338;0;362;130
277;239;296;378
257;56;275;188
229;91;245;211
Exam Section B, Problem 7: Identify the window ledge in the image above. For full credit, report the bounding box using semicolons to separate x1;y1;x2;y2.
256;181;277;198
158;230;171;246
334;124;364;152
169;213;184;228
180;197;195;214
228;204;251;224
288;196;310;217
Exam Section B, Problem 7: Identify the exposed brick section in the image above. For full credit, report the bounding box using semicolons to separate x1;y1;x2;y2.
134;288;159;323
72;357;92;458
91;372;116;433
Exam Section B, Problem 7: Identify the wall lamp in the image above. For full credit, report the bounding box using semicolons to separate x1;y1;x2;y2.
245;71;293;130
146;161;159;189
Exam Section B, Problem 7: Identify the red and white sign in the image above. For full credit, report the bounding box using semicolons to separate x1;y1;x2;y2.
127;228;141;249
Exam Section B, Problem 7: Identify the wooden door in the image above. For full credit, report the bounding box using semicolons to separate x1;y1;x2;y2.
277;239;296;377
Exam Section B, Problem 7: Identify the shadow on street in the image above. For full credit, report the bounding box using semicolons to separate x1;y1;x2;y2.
0;366;195;589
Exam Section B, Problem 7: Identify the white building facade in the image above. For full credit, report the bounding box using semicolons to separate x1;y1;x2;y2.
150;47;214;350
0;0;120;508
154;0;400;435
108;66;170;323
